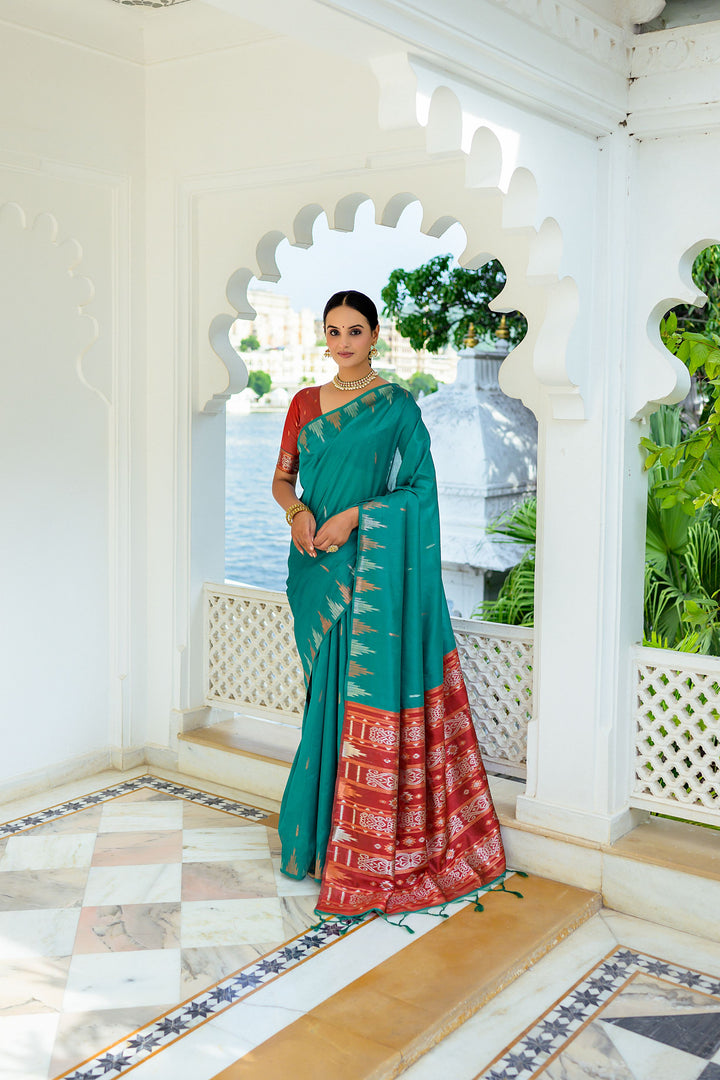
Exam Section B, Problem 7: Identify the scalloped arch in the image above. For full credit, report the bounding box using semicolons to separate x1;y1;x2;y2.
207;81;585;421
380;192;419;229
629;239;719;419
333;193;372;233
293;204;324;249
0;202;103;403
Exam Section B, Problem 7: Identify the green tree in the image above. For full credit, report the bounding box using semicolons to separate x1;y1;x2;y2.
240;334;261;351
376;368;410;392
381;254;527;353
247;370;271;397
407;372;438;400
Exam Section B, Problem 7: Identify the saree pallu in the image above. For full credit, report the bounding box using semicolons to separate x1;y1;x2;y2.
279;383;506;917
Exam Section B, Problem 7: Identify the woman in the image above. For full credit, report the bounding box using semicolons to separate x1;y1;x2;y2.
272;290;505;920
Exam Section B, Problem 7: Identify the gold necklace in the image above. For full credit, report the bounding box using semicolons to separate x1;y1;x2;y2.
332;367;377;391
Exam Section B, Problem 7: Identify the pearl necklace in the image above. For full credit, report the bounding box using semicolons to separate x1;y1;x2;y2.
332;367;377;391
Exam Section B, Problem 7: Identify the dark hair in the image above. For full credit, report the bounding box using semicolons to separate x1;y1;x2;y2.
322;290;379;331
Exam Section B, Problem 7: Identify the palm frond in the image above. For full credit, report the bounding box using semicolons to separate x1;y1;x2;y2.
485;498;537;546
643;628;702;653
686;518;720;600
475;552;535;627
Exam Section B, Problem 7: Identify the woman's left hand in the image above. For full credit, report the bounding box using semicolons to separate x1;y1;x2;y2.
314;507;359;552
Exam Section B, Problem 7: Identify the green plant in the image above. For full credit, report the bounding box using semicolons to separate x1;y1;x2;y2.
476;471;720;654
240;334;261;351
642;404;720;655
640;316;720;514
247;370;271;397
381;254;526;353
475;499;536;627
407;372;438;400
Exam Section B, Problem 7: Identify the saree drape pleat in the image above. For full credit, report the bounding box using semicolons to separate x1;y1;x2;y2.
279;384;506;917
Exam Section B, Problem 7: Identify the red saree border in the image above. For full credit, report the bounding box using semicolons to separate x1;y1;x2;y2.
316;648;506;917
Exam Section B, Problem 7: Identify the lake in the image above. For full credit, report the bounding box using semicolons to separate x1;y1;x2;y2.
225;410;291;592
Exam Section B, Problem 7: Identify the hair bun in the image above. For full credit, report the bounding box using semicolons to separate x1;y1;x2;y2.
323;290;379;331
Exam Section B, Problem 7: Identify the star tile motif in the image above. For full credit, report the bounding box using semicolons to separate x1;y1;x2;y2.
477;950;720;1080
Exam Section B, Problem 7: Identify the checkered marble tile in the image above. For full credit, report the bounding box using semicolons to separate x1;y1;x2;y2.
478;949;720;1080
0;775;357;1080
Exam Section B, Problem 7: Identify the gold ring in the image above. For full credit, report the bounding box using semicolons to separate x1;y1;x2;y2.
328;544;339;553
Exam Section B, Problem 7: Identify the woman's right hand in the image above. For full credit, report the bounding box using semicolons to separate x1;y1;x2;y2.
291;510;317;557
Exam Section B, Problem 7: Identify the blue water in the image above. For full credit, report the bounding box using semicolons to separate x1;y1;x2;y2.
225;411;291;592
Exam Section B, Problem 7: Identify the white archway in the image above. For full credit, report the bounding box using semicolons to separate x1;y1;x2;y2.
205;104;582;425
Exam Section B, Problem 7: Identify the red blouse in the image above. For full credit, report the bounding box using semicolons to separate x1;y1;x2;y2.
276;386;323;475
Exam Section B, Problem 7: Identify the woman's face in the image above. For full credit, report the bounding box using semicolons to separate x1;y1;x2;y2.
324;305;379;373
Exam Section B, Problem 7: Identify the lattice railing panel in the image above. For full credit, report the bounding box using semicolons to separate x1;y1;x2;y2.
205;584;533;773
631;644;720;824
453;617;533;776
205;584;305;723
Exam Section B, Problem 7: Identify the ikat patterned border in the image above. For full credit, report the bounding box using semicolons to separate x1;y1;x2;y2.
0;773;269;837
476;947;720;1079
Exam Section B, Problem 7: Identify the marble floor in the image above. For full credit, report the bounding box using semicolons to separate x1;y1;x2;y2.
0;773;327;1079
2;768;720;1080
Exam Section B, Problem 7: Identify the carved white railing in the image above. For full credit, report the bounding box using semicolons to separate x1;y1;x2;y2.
204;582;533;776
205;583;305;724
631;644;720;826
452;617;533;778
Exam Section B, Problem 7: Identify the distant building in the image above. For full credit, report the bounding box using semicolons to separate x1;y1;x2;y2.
230;290;332;387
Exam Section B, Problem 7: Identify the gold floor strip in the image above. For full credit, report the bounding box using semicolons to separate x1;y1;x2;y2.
211;875;601;1080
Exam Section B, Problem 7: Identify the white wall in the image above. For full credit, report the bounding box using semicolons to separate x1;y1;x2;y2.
0;24;145;787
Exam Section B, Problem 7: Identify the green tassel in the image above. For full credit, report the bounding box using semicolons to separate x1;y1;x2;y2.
337;919;356;936
473;899;485;912
498;881;524;900
382;912;416;934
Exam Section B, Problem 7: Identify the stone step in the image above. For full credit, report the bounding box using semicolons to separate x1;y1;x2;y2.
177;714;298;804
209;874;602;1080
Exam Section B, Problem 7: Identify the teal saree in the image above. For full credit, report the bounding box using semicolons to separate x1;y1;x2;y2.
279;383;506;917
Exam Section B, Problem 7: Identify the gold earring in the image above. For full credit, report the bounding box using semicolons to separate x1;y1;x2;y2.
324;347;331;358
369;345;379;360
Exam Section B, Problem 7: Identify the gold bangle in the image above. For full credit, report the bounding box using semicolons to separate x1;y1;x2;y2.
286;502;309;526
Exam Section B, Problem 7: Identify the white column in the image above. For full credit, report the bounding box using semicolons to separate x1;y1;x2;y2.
516;133;648;844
